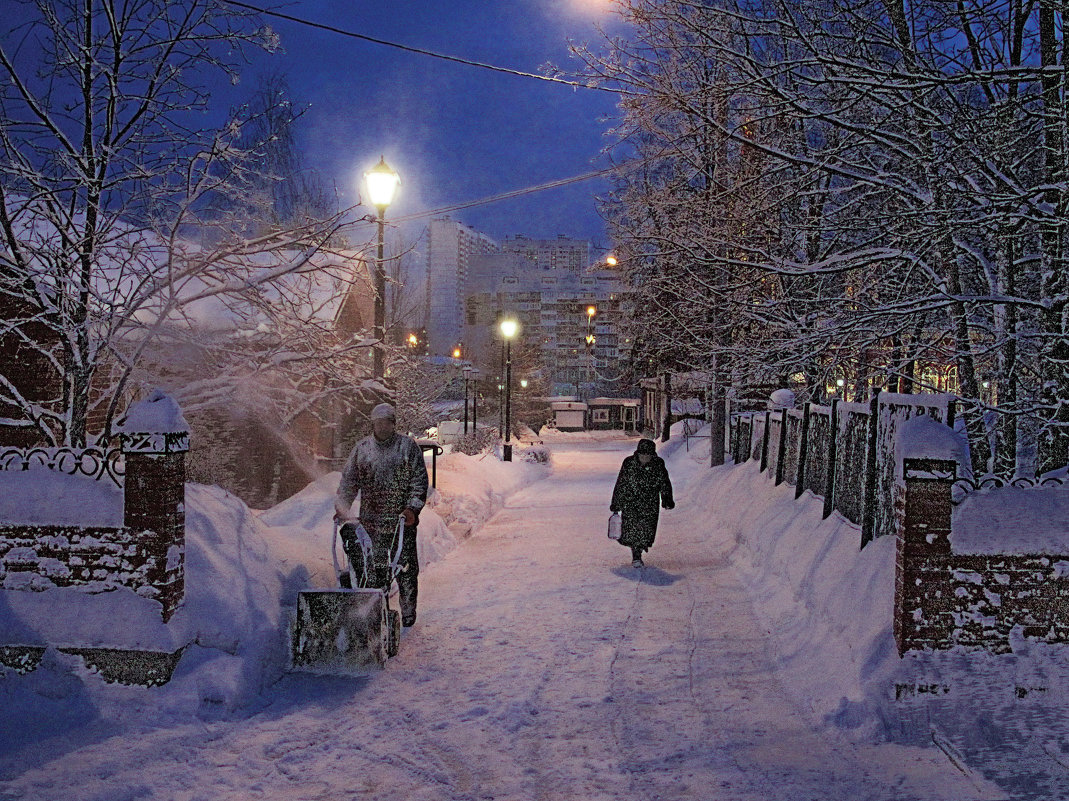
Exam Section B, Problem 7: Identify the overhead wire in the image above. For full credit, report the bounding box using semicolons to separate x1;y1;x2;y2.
219;1;654;221
390;166;619;223
222;0;622;94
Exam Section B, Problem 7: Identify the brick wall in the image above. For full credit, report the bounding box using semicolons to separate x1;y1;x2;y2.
895;457;1069;655
0;431;187;621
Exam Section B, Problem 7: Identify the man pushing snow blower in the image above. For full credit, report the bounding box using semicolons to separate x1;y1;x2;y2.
335;402;428;629
292;403;429;674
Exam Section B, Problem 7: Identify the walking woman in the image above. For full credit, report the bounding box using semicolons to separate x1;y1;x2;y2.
610;438;674;567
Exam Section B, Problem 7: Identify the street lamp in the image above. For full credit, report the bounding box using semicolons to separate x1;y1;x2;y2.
463;365;472;435
365;156;399;380
499;317;519;461
471;367;479;432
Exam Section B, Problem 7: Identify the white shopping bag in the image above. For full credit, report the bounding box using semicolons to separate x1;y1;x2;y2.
607;512;622;540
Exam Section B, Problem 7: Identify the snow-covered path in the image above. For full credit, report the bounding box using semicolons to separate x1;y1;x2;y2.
0;439;1002;800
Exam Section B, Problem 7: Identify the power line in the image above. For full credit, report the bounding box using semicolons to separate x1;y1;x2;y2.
391;166;618;223
223;0;620;94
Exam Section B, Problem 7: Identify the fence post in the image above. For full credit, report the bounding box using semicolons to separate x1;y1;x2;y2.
775;407;789;485
895;457;956;655
119;393;190;622
795;402;811;498
945;397;956;430
760;410;771;473
860;389;881;548
822;398;839;519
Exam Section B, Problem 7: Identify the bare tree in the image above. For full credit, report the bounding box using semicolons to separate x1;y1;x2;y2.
0;0;363;447
574;0;1069;477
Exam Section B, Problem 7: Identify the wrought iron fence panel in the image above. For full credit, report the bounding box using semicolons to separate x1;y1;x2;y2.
0;446;124;487
781;410;804;486
767;415;783;479
805;406;832;497
834;407;870;525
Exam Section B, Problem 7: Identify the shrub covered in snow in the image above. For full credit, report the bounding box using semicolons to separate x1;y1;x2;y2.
520;445;550;464
453;428;499;456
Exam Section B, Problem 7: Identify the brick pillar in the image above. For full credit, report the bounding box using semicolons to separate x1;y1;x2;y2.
121;421;189;622
894;458;955;655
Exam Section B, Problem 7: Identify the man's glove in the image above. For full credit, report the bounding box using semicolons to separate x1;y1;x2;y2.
402;507;418;526
610;506;620;514
334;498;350;522
663;500;675;510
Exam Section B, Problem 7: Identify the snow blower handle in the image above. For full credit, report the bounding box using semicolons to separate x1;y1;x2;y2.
390;515;405;577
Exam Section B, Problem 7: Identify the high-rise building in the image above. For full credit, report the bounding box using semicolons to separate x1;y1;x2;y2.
462;235;628;396
425;217;498;356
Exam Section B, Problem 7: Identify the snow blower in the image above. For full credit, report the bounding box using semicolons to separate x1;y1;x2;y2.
291;515;404;674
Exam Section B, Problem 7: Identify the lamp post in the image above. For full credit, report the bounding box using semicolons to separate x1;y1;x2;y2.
499;317;519;461
365;156;399;380
471;368;479;432
463;365;471;435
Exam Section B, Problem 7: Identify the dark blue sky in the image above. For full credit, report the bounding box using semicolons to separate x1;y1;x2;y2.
244;0;623;248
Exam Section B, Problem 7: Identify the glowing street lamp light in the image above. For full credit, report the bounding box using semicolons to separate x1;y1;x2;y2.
452;346;462;359
499;317;519;461
364;156;399;379
586;305;597;319
520;378;529;389
605;255;618;267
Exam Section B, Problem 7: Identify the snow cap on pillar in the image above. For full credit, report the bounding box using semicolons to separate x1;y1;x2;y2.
370;403;396;421
117;388;190;453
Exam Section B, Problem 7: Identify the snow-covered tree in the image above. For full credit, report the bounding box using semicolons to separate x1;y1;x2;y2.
0;0;364;449
575;0;1069;477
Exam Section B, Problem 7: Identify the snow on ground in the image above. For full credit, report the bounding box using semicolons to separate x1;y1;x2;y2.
0;423;1065;798
0;449;548;718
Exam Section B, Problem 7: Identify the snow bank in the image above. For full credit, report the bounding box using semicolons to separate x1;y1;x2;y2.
0;469;123;527
0;447;548;719
668;449;897;740
428;450;550;539
666;432;1069;793
953;484;1069;554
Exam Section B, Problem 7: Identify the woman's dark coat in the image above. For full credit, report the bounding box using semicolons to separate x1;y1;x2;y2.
610;454;674;550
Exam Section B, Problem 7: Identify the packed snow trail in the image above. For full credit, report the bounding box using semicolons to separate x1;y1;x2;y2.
0;438;1002;800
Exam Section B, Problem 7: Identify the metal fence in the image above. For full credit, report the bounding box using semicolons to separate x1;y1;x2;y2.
727;391;957;547
0;446;125;487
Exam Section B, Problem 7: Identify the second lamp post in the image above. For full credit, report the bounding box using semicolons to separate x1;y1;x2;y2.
499;317;519;461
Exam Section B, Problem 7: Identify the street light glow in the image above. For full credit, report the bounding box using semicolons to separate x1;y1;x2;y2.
365;156;400;208
453;347;462;359
586;305;597;318
499;318;519;339
605;255;618;266
520;379;529;389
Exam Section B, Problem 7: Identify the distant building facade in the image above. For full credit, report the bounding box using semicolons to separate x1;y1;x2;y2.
463;235;629;397
425;218;499;356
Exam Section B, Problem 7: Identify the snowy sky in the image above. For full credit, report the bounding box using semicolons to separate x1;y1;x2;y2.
241;0;623;247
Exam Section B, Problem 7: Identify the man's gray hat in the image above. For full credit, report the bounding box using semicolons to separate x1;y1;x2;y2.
370;403;396;421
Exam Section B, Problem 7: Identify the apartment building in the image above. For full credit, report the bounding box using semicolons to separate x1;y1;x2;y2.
425;217;499;356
